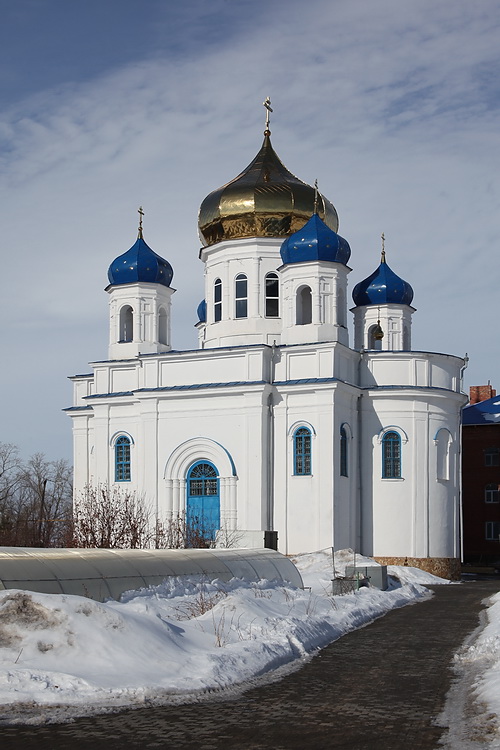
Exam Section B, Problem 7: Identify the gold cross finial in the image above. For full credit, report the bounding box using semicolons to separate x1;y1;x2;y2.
263;96;273;134
381;232;386;263
138;206;144;239
313;179;319;214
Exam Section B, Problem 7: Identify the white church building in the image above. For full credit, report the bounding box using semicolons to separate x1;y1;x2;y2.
66;119;467;578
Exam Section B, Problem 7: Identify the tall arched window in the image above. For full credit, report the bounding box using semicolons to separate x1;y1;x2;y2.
340;426;348;477
296;286;312;325
235;274;248;319
119;305;133;343
214;278;222;322
436;429;451;481
368;324;383;350
382;431;401;479
115;436;131;481
158;307;168;345
265;273;279;318
485;484;500;503
294;427;312;475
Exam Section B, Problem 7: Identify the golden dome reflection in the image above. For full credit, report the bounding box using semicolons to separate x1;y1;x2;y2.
198;132;339;247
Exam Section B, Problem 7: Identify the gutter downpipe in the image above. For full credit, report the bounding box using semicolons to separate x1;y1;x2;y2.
357;348;364;555
459;353;469;564
267;341;278;533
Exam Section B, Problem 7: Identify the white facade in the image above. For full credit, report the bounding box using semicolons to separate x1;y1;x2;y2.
66;138;467;577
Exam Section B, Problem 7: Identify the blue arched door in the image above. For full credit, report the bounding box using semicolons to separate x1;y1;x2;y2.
186;461;220;543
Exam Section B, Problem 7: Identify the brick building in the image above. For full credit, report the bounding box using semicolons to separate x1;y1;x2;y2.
462;384;500;565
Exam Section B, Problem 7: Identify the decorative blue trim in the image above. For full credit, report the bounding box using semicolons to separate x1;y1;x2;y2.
83;391;134;400
62;405;93;412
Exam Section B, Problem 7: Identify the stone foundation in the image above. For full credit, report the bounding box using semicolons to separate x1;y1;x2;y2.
373;556;462;581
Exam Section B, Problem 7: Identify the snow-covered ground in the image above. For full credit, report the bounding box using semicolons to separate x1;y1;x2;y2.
0;548;489;733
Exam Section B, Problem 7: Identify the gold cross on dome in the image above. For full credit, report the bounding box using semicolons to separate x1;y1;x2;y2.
138;206;144;238
381;232;386;262
263;96;273;132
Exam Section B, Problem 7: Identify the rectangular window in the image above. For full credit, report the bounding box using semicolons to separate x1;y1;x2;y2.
485;485;500;503
485;449;499;466
486;521;500;540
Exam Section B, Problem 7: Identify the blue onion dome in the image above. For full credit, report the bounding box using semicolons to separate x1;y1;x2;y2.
198;130;339;247
107;233;173;288
280;213;351;266
197;299;207;323
352;251;413;307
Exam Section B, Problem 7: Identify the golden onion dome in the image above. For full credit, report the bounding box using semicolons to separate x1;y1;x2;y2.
198;131;339;247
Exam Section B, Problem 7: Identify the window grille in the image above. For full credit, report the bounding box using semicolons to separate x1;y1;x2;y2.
115;436;131;482
294;427;312;475
382;431;401;479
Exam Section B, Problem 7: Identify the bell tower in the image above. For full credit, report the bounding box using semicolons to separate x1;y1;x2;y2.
106;209;175;360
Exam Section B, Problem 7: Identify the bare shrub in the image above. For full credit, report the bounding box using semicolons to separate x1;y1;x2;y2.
73;484;152;549
174;583;227;620
155;512;214;550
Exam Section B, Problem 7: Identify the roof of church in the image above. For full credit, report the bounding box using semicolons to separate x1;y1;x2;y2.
462;395;500;425
198;131;338;247
352;252;413;307
280;212;351;266
107;234;173;288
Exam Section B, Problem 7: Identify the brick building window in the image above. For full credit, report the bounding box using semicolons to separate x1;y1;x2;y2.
485;447;499;467
485;521;500;541
485;484;500;503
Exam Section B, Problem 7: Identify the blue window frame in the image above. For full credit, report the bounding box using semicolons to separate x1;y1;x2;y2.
340;426;348;477
294;427;312;475
382;431;401;479
115;436;131;481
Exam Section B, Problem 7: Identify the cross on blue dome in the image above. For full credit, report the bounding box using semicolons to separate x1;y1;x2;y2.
352;251;413;307
280;213;351;266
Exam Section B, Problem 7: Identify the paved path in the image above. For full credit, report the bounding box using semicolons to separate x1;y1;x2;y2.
2;580;499;750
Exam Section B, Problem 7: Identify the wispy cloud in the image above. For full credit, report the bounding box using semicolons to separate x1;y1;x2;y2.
0;0;499;458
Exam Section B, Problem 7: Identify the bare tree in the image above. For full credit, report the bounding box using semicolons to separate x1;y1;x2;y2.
0;445;72;547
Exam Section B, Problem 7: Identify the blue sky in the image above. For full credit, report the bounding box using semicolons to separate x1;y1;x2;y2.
1;0;499;461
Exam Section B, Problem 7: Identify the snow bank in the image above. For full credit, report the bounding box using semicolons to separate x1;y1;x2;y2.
0;548;443;725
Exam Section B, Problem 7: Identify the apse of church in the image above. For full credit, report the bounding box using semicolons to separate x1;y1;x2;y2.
66;102;467;578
